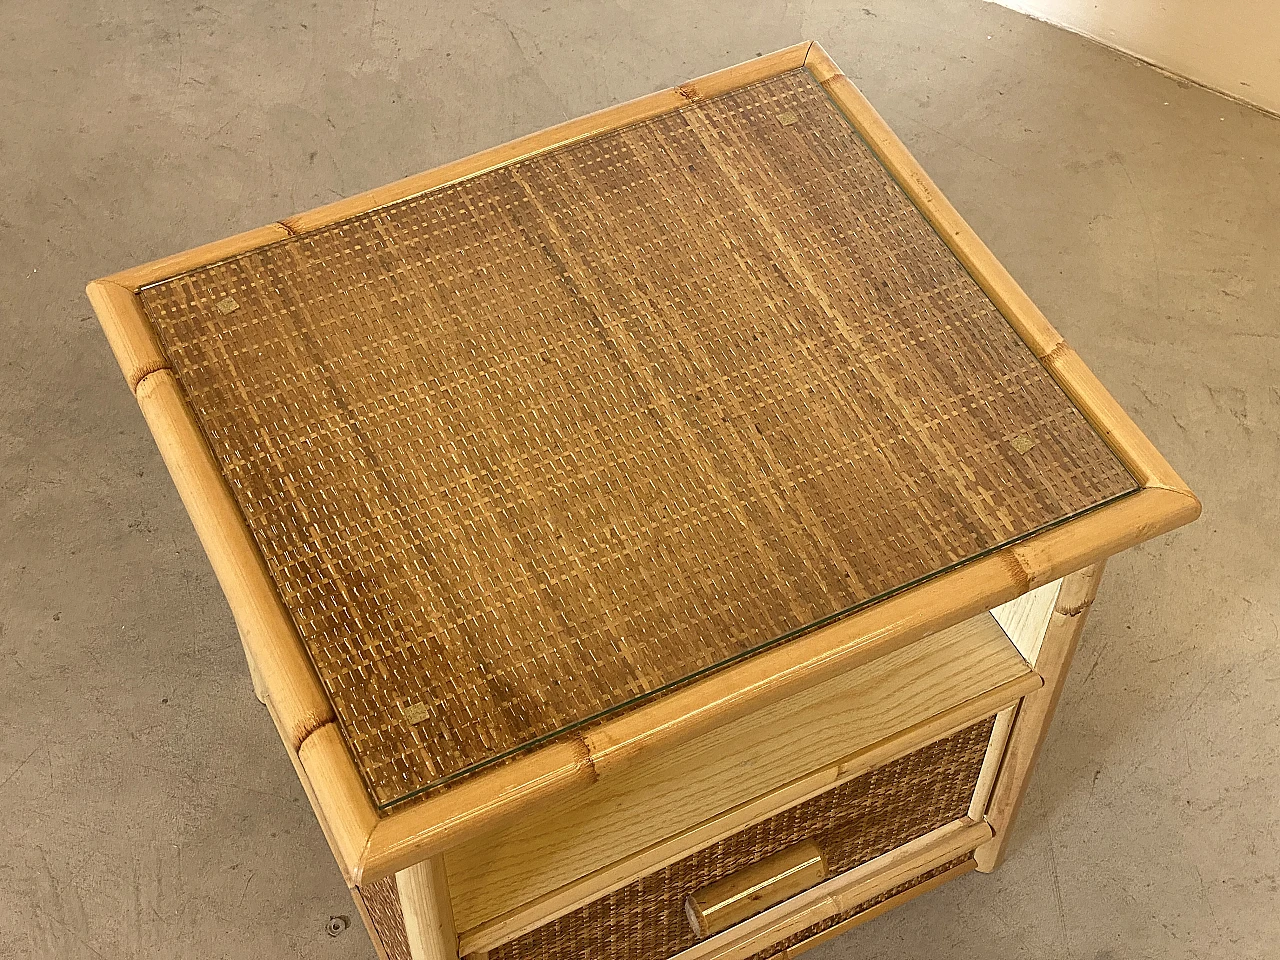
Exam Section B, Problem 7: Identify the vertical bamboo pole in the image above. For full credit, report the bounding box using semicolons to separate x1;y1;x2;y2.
967;705;1018;821
975;563;1105;871
397;856;458;960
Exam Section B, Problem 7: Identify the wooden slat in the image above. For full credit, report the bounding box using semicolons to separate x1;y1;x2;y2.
447;612;1027;937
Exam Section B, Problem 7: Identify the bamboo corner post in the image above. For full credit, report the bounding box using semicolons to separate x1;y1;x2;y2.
397;857;459;960
975;563;1106;872
86;38;1199;960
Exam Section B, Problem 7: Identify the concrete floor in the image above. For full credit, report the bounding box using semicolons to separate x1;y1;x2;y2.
2;1;1277;957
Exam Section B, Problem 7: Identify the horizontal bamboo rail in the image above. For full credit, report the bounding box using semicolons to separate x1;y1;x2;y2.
749;858;977;959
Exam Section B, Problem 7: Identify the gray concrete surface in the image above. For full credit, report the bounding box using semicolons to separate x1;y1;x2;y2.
2;1;1276;958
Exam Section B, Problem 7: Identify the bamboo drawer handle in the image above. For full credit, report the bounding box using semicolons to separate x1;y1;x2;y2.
684;840;828;939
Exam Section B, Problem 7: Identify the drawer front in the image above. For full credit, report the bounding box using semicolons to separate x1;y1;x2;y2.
739;853;974;960
491;716;995;960
447;612;1031;933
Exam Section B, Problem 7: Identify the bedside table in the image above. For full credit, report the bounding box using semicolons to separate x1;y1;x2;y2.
87;41;1198;960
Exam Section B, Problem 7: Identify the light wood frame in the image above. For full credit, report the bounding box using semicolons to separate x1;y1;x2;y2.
398;857;458;960
88;39;1199;960
450;603;1040;954
976;564;1107;871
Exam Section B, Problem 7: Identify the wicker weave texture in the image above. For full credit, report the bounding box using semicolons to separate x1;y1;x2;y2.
359;875;411;960
490;717;994;960
139;68;1133;805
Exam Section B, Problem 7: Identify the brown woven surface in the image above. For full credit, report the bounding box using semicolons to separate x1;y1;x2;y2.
138;67;1134;805
742;854;974;960
359;875;411;960
490;717;994;960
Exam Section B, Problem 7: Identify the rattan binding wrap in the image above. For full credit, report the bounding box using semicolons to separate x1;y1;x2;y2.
138;68;1133;806
490;717;994;960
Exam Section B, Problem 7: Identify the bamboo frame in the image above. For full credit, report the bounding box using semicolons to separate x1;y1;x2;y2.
87;39;1199;956
975;563;1106;871
967;705;1019;821
397;856;458;960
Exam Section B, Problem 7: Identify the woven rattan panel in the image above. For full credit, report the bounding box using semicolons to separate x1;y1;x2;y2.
358;876;411;960
139;67;1134;805
490;718;994;960
742;854;974;960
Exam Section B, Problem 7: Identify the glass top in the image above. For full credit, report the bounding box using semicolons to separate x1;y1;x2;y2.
138;68;1136;807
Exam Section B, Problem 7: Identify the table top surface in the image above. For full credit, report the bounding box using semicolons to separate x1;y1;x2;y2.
137;67;1135;807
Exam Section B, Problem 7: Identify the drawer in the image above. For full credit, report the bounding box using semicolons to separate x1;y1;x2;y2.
356;717;997;960
446;611;1033;936
731;852;976;960
483;716;995;960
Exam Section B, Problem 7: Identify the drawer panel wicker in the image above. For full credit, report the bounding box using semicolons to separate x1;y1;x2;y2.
490;717;995;960
359;876;413;960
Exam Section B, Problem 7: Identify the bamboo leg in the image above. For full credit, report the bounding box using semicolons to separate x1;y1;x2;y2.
397;856;458;960
975;562;1105;872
